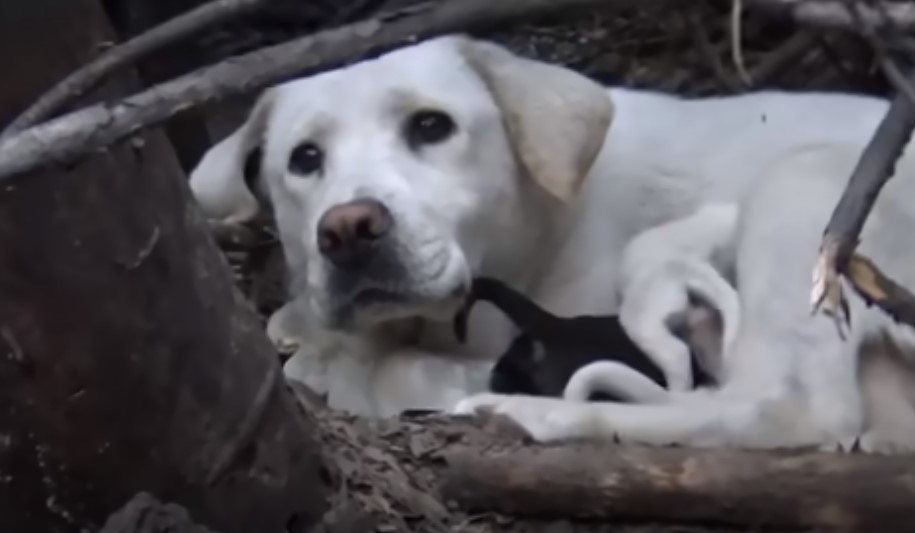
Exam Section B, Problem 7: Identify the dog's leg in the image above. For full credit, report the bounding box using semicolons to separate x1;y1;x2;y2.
452;389;789;447
618;274;695;391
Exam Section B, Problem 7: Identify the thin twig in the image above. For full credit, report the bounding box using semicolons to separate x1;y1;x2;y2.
689;12;741;91
206;367;279;485
0;326;26;366
0;0;639;181
749;30;818;83
730;0;753;87
119;226;161;270
0;0;270;141
747;0;915;33
879;54;915;110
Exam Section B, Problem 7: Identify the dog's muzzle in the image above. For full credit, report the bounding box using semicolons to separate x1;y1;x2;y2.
316;198;415;317
317;197;393;270
315;197;470;328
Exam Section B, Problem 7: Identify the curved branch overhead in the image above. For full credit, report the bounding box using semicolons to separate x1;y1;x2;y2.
0;0;901;183
0;0;642;181
0;0;270;142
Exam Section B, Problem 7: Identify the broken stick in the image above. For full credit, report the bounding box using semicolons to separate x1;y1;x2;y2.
844;253;915;328
811;61;915;330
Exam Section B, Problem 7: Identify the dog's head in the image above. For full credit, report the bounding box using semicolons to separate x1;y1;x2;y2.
189;36;613;331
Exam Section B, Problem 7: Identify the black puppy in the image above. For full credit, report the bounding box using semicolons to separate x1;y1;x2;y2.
454;277;716;402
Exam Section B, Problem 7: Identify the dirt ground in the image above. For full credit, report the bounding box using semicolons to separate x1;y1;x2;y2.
209;2;891;531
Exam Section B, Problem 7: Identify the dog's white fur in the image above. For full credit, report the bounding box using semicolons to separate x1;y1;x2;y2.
191;35;915;451
561;202;740;404
616;202;740;390
192;36;612;417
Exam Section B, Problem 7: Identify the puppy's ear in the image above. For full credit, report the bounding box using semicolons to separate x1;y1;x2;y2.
457;38;613;202
189;89;276;223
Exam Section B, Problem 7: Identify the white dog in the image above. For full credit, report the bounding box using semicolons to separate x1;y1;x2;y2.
190;35;915;451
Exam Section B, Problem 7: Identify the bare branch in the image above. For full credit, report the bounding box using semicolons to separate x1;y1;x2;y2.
0;0;269;141
0;0;638;182
688;12;741;91
828;70;915;266
811;63;915;328
747;0;915;33
730;0;753;87
879;53;915;109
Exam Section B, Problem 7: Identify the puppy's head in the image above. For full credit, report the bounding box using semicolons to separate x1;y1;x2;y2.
189;36;613;331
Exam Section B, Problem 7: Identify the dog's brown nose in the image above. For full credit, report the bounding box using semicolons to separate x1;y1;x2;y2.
317;198;393;269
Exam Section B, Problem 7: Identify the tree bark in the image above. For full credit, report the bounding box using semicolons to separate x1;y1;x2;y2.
441;442;915;531
0;1;330;531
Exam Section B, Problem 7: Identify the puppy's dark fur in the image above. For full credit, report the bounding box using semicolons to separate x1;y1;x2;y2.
455;277;717;401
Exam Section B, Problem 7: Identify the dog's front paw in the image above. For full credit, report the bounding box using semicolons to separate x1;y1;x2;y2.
452;394;594;442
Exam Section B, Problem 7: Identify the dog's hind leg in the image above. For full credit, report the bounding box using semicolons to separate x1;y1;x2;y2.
618;274;696;391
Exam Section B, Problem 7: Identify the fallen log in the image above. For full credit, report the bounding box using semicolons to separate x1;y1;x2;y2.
441;440;915;531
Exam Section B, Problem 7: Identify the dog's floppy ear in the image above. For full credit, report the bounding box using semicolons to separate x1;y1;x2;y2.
457;38;613;202
189;89;276;223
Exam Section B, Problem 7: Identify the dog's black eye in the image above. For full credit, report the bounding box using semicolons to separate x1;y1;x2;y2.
405;110;455;147
288;142;323;176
